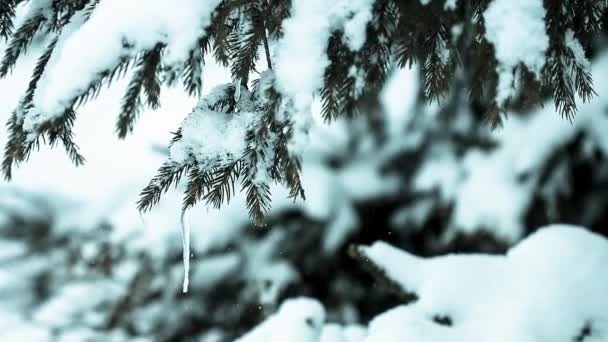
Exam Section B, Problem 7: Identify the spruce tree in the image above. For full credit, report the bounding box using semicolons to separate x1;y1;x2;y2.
2;1;608;340
0;0;606;225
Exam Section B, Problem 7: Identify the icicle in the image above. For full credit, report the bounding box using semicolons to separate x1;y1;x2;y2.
234;80;242;102
180;209;191;293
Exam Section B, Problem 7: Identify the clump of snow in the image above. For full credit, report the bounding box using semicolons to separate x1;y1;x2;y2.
169;84;259;168
321;323;367;342
381;66;418;137
450;151;531;241
483;0;549;106
449;110;576;240
359;224;608;341
414;144;462;203
341;1;375;51
14;0;53;27
29;0;222;129
241;230;299;306
444;0;458;11
235;297;326;342
342;325;368;342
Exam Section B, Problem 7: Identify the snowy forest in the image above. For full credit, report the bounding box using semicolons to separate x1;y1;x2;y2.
1;0;608;341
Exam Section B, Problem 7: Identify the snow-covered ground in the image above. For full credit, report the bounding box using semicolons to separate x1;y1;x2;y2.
237;225;608;341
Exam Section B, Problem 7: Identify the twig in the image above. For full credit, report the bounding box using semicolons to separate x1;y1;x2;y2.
263;0;272;69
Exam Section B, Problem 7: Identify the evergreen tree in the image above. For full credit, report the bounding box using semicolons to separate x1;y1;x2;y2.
2;1;608;340
1;0;606;225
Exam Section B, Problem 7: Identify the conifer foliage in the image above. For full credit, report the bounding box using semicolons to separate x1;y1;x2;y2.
1;0;607;224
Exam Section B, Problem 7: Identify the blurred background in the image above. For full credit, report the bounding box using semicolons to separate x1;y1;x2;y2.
2;11;608;342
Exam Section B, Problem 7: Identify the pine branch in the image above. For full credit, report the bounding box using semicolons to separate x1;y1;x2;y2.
564;33;596;104
393;1;422;69
49;0;91;32
0;12;47;77
71;57;133;110
483;105;504;130
182;46;205;97
141;46;163;110
182;35;211;97
283;156;304;200
23;36;58;108
182;165;214;211
573;0;605;35
241;122;273;225
467;40;497;109
137;162;191;212
361;0;395;91
2;36;59;180
139;75;296;223
8;1;108;156
44;109;85;166
242;178;271;226
545;51;578;121
203;161;243;208
229;2;265;85
19;57;134;164
265;0;290;39
1;0;604;224
257;72;305;202
169;128;182;147
572;63;596;104
116;46;163;138
2;112;26;180
321;34;351;121
83;0;101;21
342;1;394;121
211;1;236;67
322;0;394;121
422;28;453;103
0;0;17;40
541;0;598;120
269;122;305;201
5;107;86;180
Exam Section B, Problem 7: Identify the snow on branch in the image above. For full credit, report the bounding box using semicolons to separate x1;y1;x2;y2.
234;225;608;341
28;0;222;128
274;0;375;154
1;0;607;233
275;0;375;109
169;83;258;169
138;72;305;226
235;297;326;342
483;0;549;107
353;225;608;341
